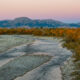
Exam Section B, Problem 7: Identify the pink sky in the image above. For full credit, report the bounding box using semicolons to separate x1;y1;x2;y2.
0;0;80;23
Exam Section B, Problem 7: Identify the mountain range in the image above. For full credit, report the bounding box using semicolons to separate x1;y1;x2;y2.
0;17;80;28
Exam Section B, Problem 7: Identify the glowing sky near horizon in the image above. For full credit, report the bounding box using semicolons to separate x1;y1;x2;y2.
0;0;80;23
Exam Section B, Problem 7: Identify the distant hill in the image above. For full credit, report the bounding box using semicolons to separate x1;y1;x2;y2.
0;17;80;28
69;23;80;27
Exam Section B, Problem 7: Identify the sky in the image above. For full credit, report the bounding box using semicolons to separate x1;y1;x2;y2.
0;0;80;23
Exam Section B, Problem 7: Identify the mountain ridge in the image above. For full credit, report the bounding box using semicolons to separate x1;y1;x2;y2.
0;17;79;28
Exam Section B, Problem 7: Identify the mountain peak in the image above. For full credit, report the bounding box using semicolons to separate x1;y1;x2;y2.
14;17;31;21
